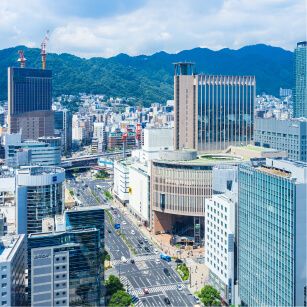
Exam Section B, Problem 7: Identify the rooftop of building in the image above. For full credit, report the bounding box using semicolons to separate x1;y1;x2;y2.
17;166;64;176
257;166;291;177
240;145;278;152
29;226;98;238
0;234;24;261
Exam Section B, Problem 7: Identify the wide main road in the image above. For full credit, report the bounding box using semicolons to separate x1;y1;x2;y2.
105;206;196;307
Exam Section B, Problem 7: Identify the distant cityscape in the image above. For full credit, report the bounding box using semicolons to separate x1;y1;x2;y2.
0;39;305;307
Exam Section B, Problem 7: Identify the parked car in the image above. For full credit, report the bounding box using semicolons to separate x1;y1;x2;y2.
175;259;183;263
193;295;200;304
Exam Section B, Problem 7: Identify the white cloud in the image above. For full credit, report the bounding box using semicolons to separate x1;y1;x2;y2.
0;0;305;58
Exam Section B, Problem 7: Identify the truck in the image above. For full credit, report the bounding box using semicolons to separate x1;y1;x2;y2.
160;254;171;262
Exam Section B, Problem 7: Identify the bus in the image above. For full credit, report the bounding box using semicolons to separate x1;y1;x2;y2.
160;254;171;262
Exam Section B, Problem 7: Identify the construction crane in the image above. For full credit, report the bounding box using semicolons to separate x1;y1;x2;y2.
122;127;129;159
17;51;26;68
41;30;49;69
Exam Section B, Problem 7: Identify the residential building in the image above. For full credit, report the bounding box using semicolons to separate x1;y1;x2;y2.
54;110;72;152
4;133;61;168
108;130;136;149
16;166;65;235
28;207;104;306
238;158;307;306
254;118;307;161
8;67;54;140
174;62;255;152
293;41;307;118
0;234;26;307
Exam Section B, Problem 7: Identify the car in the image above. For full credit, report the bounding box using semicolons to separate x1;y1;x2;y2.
80;204;83;207
164;297;170;304
121;256;127;263
131;230;135;235
76;193;80;196
122;221;126;225
154;249;159;254
138;240;143;244
163;268;170;276
197;254;205;259
155;259;161;264
143;288;149;294
144;247;150;252
137;244;142;248
180;245;185;249
110;207;114;210
85;184;88;187
193;295;201;304
143;237;148;243
177;284;183;291
193;244;199;249
114;211;117;214
130;259;135;264
175;259;183;263
108;229;111;233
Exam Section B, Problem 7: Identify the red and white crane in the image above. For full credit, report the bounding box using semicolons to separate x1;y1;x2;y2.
17;50;26;68
41;30;49;69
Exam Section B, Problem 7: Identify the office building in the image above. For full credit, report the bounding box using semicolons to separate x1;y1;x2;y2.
54;110;72;152
5;133;61;168
8;67;54;140
238;158;307;306
0;234;26;307
16;166;65;235
293;41;307;118
108;130;136;149
174;62;255;152
114;160;130;205
28;227;101;306
28;207;105;306
280;88;292;97
254;118;307;161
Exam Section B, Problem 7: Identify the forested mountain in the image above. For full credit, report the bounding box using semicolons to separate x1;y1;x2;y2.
0;44;293;107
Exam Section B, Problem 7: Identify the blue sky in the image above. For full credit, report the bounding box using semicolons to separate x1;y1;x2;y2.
1;0;306;58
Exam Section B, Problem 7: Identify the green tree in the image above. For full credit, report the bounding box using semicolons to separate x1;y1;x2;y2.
74;167;79;173
198;285;222;306
105;275;124;297
108;290;132;307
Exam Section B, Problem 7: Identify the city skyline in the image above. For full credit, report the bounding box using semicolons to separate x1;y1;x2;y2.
0;0;306;58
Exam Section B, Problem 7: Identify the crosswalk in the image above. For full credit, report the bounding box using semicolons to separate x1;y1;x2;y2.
129;284;187;296
111;254;158;265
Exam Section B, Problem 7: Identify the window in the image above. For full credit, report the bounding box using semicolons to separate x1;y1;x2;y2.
1;267;6;271
2;292;6;297
225;208;227;213
56;266;59;270
62;257;66;261
62;274;65;278
1;284;6;288
62;266;65;269
1;275;6;279
56;275;59;279
2;301;7;306
225;216;227;221
56;293;59;296
56;258;59;261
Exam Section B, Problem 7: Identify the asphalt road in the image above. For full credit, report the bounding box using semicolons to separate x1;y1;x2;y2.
66;174;196;306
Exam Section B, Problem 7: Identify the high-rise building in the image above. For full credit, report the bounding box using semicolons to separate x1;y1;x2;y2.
28;207;105;306
16;166;65;235
174;63;255;152
8;67;54;140
238;158;307;306
293;42;307;118
0;234;26;307
54;110;72;152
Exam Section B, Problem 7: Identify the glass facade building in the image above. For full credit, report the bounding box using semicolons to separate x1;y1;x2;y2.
8;67;54;139
16;167;65;235
54;110;73;152
174;63;255;152
293;41;307;118
238;158;307;306
28;228;101;306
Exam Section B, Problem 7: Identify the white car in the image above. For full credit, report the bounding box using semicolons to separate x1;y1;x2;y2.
155;259;161;264
122;221;127;225
154;249;159;254
131;230;135;235
177;284;183;291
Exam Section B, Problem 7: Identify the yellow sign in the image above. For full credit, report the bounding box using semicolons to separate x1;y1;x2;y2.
129;187;132;194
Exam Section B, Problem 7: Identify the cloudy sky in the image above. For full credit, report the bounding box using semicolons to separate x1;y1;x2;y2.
1;0;306;58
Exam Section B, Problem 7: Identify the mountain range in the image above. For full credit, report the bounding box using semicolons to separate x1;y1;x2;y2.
0;44;294;107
